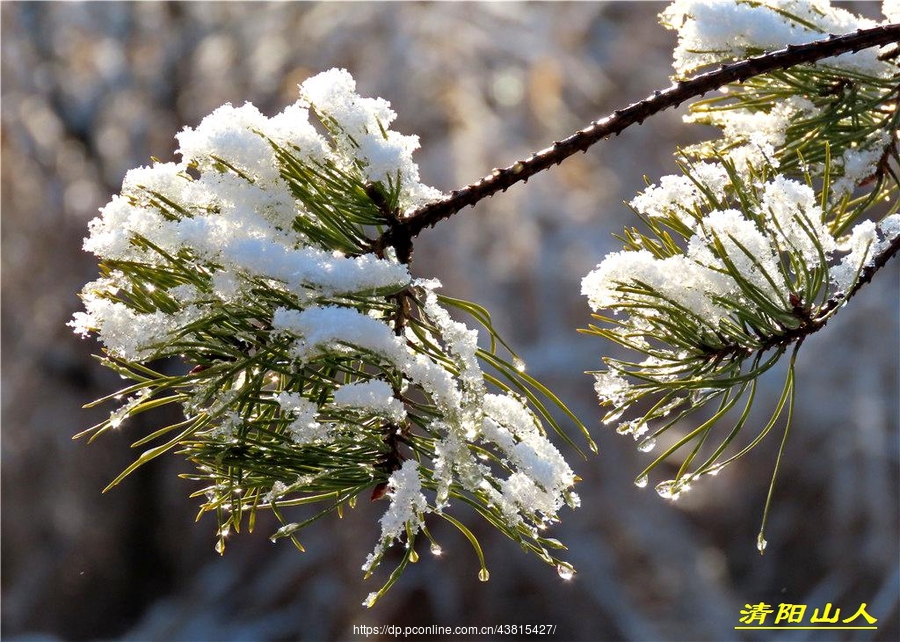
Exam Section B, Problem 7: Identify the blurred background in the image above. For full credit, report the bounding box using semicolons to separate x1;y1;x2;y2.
2;2;897;641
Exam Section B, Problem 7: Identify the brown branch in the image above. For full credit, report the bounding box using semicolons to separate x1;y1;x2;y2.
710;227;900;362
392;23;900;241
815;226;900;322
764;228;900;354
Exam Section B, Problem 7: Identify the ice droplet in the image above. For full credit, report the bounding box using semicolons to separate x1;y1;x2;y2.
655;480;680;500
513;357;527;373
556;564;575;581
757;533;768;554
478;568;491;582
602;407;625;425
363;592;377;608
430;542;443;556
634;475;649;488
637;437;656;453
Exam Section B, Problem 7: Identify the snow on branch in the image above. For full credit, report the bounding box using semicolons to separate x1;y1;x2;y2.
71;69;591;606
580;0;900;547
70;0;900;605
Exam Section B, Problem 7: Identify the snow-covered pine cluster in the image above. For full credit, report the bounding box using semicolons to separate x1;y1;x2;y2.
71;69;590;605
72;0;900;604
582;0;900;527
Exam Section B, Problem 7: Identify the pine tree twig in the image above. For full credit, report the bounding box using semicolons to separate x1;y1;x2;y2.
393;24;900;239
816;228;900;322
370;421;406;501
709;230;900;362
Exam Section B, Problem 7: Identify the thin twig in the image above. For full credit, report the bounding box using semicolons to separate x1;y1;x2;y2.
711;230;900;361
393;24;900;240
818;229;900;318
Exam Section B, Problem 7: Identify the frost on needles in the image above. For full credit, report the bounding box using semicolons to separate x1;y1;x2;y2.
582;0;900;506
71;68;589;605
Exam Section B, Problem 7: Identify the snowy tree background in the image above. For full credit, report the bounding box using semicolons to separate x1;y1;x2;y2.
2;2;897;640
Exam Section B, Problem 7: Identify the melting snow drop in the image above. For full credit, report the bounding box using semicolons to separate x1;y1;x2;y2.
556;564;575;581
478;568;491;582
430;542;443;556
408;549;419;563
637;437;656;453
602;407;625;425
363;593;377;608
634;475;649;488
655;480;679;500
513;357;527;373
757;533;768;554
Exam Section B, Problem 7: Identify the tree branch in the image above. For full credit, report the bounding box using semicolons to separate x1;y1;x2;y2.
710;229;900;362
817;228;900;321
396;24;900;239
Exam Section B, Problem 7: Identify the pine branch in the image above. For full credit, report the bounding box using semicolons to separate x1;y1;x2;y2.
394;24;900;240
817;226;900;319
700;229;900;365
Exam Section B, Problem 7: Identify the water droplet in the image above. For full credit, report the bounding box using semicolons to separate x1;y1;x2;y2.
478;568;490;582
602;407;625;425
655;480;680;500
556;564;575;581
430;543;443;556
513;357;527;373
757;533;768;554
215;538;226;554
634;475;649;488
637;437;656;453
409;549;419;563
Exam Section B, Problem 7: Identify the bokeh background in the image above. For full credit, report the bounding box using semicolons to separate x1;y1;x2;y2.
2;2;897;641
